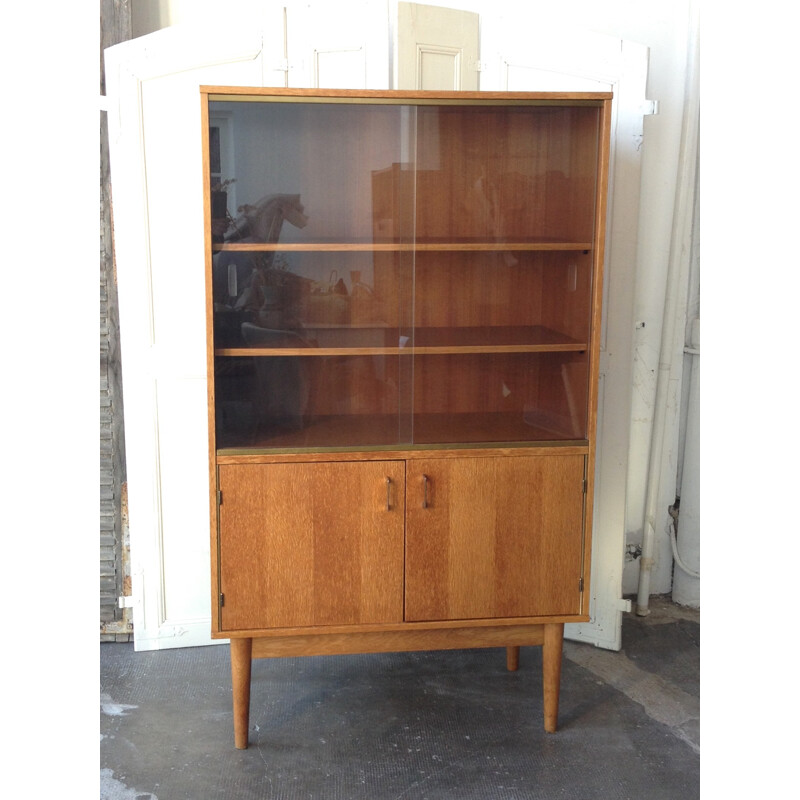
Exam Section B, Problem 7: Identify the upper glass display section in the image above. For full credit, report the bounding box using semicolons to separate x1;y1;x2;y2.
208;97;601;248
205;92;604;452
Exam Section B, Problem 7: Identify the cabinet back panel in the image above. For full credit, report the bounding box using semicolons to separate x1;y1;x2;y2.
414;106;600;242
413;250;592;339
413;352;588;440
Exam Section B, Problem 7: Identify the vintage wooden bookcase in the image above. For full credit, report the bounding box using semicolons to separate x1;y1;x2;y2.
201;87;611;749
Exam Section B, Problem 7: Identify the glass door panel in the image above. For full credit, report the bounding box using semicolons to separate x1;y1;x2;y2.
208;95;600;450
410;102;599;445
209;100;416;245
210;99;416;450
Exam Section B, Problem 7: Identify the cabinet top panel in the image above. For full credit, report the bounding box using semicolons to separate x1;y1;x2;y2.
200;87;612;106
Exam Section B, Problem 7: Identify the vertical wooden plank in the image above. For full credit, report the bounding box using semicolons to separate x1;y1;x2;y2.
404;462;449;620
200;89;222;636
581;97;613;614
447;458;497;617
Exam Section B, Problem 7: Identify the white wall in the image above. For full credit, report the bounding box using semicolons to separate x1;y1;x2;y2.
128;0;697;600
131;0;174;37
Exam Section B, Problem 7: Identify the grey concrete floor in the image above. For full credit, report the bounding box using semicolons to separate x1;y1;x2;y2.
100;597;699;799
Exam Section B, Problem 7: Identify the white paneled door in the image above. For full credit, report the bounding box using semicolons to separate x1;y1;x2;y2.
286;0;390;89
395;1;479;90
106;7;392;651
106;4;648;652
105;22;275;651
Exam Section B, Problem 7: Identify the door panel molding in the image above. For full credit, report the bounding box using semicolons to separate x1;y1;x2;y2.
395;2;478;90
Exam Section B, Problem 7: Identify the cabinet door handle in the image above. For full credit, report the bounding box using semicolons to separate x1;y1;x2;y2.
422;474;429;509
386;476;392;511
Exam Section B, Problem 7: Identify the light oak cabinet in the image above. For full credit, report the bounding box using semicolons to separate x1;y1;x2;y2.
202;88;611;748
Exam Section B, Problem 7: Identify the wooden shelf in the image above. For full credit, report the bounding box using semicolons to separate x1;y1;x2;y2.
215;325;586;357
212;240;593;253
216;412;587;453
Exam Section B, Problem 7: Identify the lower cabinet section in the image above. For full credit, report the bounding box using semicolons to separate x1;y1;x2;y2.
215;450;589;748
217;452;586;631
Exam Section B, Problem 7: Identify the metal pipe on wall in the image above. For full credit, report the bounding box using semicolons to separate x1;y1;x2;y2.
636;6;699;616
672;318;700;605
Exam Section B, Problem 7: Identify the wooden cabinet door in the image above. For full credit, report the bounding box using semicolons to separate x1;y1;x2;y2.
405;455;586;621
217;461;405;631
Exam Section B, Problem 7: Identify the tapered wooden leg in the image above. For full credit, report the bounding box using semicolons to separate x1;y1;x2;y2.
231;637;253;749
542;623;564;733
506;646;520;672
